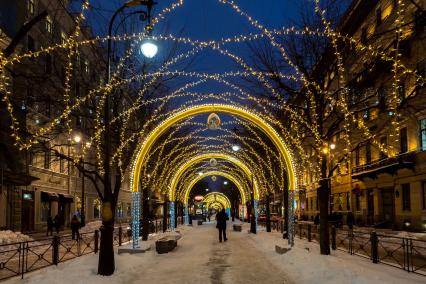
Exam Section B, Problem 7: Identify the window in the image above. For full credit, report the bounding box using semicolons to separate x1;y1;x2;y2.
116;202;123;218
416;61;425;95
40;201;50;222
381;3;393;22
363;109;370;121
346;193;350;210
84;60;89;74
310;198;313;211
380;136;387;159
44;149;51;169
366;143;371;164
45;54;52;74
355;147;360;166
61;32;67;45
378;86;386;110
315;197;319;211
402;183;411;211
127;203;131;217
75;51;80;67
376;7;382;27
27;35;35;52
398;81;405;101
366;23;375;38
46;15;53;33
93;199;102;219
400;127;408;153
306;197;309;211
414;9;425;34
59;150;65;173
28;0;35;15
420;119;426;151
422;181;426;210
355;194;361;211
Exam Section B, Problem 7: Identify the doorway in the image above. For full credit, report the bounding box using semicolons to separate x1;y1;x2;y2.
381;188;395;227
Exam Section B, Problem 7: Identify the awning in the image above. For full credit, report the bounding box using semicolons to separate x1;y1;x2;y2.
41;191;59;201
59;194;74;203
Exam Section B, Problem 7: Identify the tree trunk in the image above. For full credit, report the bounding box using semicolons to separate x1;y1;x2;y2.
283;188;288;239
98;199;115;275
319;157;330;255
142;188;149;241
266;194;271;232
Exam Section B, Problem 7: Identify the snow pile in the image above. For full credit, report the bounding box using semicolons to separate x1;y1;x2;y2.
80;221;102;234
0;230;33;245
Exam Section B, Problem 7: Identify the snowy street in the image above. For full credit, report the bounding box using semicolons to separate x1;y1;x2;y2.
3;222;425;284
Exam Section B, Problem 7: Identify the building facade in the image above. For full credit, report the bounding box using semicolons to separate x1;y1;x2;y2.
0;0;132;232
299;0;426;231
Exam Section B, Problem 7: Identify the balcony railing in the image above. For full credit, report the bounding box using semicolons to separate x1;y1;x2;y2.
352;151;416;179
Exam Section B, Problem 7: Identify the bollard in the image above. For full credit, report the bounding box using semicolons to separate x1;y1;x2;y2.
371;231;378;263
119;226;123;246
52;235;60;265
331;226;336;250
308;224;312;242
94;230;99;254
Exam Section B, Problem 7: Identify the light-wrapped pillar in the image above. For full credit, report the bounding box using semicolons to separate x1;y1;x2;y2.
288;191;295;246
170;201;175;230
185;205;189;225
254;200;259;227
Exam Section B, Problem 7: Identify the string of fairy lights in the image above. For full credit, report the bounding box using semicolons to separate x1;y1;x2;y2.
0;0;424;205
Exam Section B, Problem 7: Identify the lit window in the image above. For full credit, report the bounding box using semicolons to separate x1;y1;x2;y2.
61;31;67;45
46;16;53;33
381;3;393;21
28;0;35;15
366;23;375;38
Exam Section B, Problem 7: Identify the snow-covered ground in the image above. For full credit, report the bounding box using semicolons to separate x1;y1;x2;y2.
4;222;425;284
0;230;33;245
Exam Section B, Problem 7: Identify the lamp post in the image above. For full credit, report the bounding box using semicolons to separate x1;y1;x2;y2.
100;0;158;276
73;134;86;227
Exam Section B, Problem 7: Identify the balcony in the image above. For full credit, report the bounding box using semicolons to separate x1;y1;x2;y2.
352;151;416;180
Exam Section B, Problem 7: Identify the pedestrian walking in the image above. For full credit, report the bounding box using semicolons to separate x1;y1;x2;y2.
216;209;229;242
70;215;81;240
46;215;54;236
53;214;61;234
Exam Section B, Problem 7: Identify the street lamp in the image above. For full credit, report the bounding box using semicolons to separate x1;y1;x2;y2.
73;134;85;227
73;135;82;143
141;41;158;58
223;181;228;185
198;172;203;176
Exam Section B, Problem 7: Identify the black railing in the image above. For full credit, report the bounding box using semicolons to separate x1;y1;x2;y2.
0;226;132;281
352;151;416;174
282;223;426;276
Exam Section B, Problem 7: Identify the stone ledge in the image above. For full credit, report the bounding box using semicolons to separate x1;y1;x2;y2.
117;246;151;254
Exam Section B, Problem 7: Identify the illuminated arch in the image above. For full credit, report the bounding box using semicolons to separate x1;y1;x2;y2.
203;192;231;209
130;104;297;198
183;170;245;205
172;153;254;202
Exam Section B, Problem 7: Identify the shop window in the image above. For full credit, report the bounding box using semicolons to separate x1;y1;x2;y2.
40;201;50;222
346;193;350;210
94;199;102;219
75;196;82;217
400;127;408;153
116;202;123;218
422;181;426;210
402;183;411;211
420;119;426;151
355;194;361;211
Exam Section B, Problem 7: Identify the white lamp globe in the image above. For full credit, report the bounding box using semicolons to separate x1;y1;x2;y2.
232;145;241;152
141;41;158;58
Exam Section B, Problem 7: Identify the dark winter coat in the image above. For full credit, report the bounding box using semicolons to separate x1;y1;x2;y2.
47;216;54;228
70;218;81;231
216;210;228;229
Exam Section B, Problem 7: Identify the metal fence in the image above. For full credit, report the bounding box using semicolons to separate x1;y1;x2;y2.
287;223;426;276
0;226;130;281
